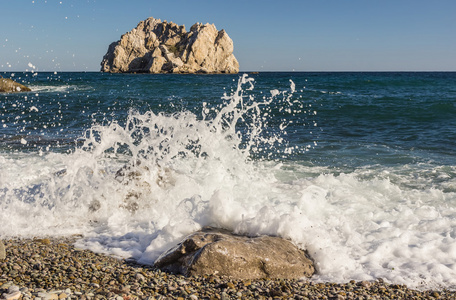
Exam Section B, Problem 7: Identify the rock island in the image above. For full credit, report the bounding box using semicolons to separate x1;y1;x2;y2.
101;17;239;74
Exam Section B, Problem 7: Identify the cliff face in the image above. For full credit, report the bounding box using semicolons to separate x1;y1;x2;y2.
100;17;239;74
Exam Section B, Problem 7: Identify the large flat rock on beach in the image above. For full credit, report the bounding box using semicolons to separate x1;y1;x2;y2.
0;78;31;93
154;228;316;279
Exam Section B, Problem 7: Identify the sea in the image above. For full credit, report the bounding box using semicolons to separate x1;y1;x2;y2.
1;71;456;289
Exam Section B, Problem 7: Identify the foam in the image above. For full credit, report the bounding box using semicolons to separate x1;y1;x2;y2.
29;84;78;93
1;75;456;290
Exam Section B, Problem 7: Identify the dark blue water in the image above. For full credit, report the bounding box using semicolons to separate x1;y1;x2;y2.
2;71;455;169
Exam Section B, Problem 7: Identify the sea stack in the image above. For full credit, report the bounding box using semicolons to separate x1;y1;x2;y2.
100;17;239;74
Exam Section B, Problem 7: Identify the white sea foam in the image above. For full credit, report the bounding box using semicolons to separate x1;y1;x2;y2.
29;84;80;93
1;75;456;289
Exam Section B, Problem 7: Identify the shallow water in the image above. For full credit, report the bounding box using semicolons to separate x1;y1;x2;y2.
1;71;456;289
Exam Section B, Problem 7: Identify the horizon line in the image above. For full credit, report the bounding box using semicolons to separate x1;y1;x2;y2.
1;70;456;73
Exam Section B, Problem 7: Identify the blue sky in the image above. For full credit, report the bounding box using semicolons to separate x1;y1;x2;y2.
1;0;455;72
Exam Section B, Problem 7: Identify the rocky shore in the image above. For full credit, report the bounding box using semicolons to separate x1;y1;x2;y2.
1;237;454;299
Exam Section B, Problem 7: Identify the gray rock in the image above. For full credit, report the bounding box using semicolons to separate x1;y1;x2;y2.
101;17;239;74
1;291;21;300
1;286;21;300
0;240;5;260
154;227;315;279
7;286;19;293
0;78;31;93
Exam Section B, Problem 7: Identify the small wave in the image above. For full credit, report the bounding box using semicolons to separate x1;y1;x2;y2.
29;84;87;93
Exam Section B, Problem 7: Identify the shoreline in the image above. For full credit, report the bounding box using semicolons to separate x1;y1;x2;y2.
1;237;455;299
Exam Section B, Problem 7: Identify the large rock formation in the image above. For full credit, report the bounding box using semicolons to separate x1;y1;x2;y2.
0;78;31;93
154;228;315;279
101;17;239;74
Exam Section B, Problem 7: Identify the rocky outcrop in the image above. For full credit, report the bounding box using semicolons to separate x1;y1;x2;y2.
101;17;239;74
0;78;31;93
154;228;315;279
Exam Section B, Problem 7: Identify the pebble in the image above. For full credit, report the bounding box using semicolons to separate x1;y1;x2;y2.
1;291;21;300
0;237;455;299
0;241;5;260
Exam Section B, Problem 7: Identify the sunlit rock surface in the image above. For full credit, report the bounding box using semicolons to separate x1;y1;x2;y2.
0;240;5;260
0;78;31;93
154;228;315;279
101;17;239;74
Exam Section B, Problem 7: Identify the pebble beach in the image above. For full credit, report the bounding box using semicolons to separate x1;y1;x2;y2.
0;237;455;300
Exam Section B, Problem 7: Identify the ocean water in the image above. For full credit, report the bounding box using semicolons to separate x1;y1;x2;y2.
1;71;456;289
